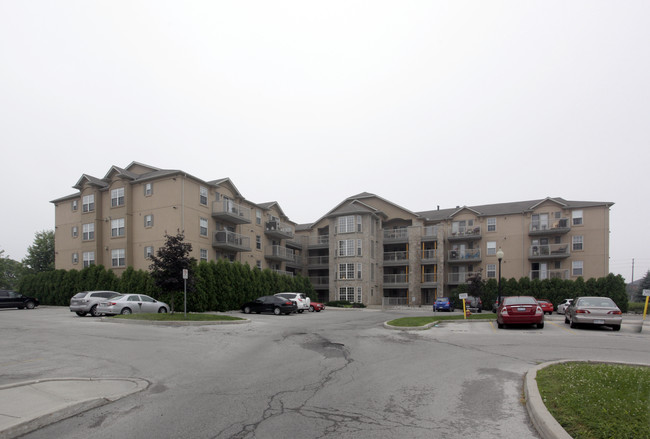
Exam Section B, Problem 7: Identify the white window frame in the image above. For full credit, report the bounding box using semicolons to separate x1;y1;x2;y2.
486;264;496;278
71;226;78;238
82;194;94;213
72;253;79;264
339;287;354;302
338;215;355;234
71;200;78;211
357;215;362;232
487;241;497;256
111;187;125;207
200;248;208;262
144;183;153;196
82;223;94;241
572;210;583;226
144;214;154;228
111;249;126;267
338;239;354;257
572;236;583;251
144;246;154;259
200;186;208;206
111;218;125;237
256;209;262;225
200;218;208;237
357;239;362;256
572;261;583;276
82;251;95;267
487;217;496;232
339;263;354;280
357;263;362;279
356;287;362;303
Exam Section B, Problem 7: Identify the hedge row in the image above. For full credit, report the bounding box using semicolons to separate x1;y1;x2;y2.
18;260;315;313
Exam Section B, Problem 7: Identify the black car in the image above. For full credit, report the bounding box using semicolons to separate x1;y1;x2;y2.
241;295;297;315
0;290;39;310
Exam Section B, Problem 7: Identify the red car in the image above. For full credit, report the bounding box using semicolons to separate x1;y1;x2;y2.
536;299;554;315
496;296;544;329
309;302;325;312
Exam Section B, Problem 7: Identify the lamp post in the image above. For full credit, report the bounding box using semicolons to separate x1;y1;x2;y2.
496;248;504;306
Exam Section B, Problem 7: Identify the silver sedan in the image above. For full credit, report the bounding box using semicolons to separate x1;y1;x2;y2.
96;294;169;316
564;296;622;331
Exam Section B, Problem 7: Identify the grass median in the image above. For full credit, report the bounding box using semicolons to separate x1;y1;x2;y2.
536;362;650;439
386;313;496;327
111;313;244;321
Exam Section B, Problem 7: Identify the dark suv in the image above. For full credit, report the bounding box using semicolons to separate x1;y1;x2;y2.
0;290;39;310
464;296;483;313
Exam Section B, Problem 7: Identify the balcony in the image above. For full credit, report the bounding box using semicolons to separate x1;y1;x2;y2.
265;245;295;262
211;200;251;224
286;253;302;267
265;221;294;240
448;226;481;241
529;218;570;236
308;235;329;248
383;251;408;266
421;249;438;262
212;231;251;252
529;244;570;260
309;276;330;288
447;271;482;285
530;269;570;280
448;249;481;263
272;269;294;277
422;225;439;241
384;228;409;243
421;272;438;285
383;273;409;286
307;255;329;267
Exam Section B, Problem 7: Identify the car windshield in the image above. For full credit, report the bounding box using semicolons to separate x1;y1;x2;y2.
436;298;448;302
504;296;536;305
73;292;88;299
578;298;616;307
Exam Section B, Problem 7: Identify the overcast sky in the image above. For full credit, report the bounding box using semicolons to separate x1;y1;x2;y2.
1;1;648;282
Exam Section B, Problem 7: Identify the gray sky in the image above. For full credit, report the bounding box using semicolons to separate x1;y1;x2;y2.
1;1;648;282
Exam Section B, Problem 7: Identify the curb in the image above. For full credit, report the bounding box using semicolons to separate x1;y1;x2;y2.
101;317;250;326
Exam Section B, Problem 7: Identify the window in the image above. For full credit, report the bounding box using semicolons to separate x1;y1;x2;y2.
144;214;154;228
256;235;261;250
486;264;496;278
356;287;362;303
357;239;362;256
339;287;354;302
487;217;496;232
338;215;355;234
572;236;583;251
72;253;79;264
338;239;355;257
200;248;208;262
71;226;78;238
572;210;583;226
111;218;125;237
357;215;362;232
357;263;362;279
111;249;126;267
572;261;583;276
82;194;94;213
144;183;153;196
82;251;95;267
200;186;208;206
200;218;208;237
82;223;94;241
256;260;262;269
111;187;125;207
339;263;354;280
487;241;496;256
72;200;78;211
144;246;154;259
256;210;262;225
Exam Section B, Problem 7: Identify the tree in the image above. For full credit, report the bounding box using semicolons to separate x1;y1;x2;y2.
22;230;55;273
149;232;195;313
0;249;23;289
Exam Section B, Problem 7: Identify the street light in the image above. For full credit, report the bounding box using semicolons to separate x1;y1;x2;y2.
496;248;504;306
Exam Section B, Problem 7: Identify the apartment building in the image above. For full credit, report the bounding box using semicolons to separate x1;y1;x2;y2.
52;163;613;306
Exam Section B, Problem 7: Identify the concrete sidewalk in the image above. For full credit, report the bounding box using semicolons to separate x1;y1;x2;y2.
0;377;149;439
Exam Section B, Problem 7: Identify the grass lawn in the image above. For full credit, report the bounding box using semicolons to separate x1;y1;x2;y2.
111;313;244;321
536;362;650;439
387;313;495;327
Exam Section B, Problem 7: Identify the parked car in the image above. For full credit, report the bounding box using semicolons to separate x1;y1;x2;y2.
434;297;454;312
241;295;297;315
274;292;310;313
537;299;554;315
564;296;622;331
96;294;169;316
557;299;573;315
464;296;482;313
496;296;544;329
0;290;39;310
309;302;325;312
70;290;121;317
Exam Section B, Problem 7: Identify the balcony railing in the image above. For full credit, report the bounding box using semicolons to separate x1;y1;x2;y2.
421;249;438;261
384;228;409;242
211;200;251;224
421;272;438;284
422;225;439;240
383;273;409;284
265;245;295;261
448;225;481;240
308;235;329;247
212;230;251;252
307;255;329;266
529;218;570;235
530;269;570;280
529;244;570;259
265;220;294;240
383;251;408;264
309;276;329;286
448;249;481;262
448;271;481;284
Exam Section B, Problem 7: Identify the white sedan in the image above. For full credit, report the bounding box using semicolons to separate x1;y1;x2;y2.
96;294;169;315
556;299;573;315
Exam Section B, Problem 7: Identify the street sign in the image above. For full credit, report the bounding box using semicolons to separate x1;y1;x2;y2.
183;269;188;279
459;293;468;299
643;289;650;297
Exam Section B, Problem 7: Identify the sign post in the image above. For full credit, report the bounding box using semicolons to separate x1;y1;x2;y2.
643;289;650;321
183;269;188;318
459;293;468;320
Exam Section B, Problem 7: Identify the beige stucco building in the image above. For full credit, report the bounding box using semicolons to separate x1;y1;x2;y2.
52;162;613;306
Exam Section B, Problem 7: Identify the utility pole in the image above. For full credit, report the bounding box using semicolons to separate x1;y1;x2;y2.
632;258;635;283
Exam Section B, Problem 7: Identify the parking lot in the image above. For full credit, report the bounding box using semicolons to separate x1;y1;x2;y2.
2;306;649;439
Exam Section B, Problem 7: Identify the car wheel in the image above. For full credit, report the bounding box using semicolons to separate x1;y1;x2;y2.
244;306;251;314
611;324;621;331
497;322;504;329
120;307;132;315
298;309;304;313
158;307;167;313
90;305;101;317
273;307;281;316
284;312;292;315
75;311;87;317
537;322;544;329
309;305;314;312
25;301;36;310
